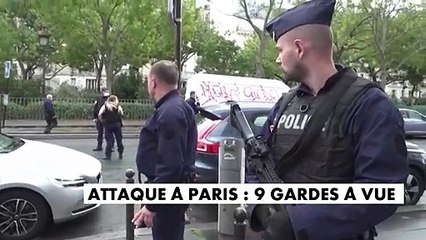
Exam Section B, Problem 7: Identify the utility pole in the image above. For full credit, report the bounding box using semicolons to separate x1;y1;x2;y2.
168;0;183;90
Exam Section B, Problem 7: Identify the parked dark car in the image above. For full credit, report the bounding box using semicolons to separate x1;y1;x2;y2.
399;108;426;138
195;101;426;205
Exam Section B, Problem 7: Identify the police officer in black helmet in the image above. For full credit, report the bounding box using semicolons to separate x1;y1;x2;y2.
92;87;114;151
246;0;409;240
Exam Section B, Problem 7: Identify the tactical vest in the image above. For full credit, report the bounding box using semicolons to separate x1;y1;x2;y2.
271;69;381;183
102;107;121;125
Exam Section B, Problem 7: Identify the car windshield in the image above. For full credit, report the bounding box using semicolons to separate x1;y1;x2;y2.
0;134;24;153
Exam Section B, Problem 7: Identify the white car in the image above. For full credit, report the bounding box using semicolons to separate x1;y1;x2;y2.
0;133;102;240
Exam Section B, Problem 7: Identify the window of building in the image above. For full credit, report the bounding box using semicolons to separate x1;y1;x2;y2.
86;78;97;90
70;77;76;86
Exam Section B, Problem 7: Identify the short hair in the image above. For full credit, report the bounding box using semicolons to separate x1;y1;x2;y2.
149;60;179;85
101;87;109;93
190;91;196;95
285;24;333;54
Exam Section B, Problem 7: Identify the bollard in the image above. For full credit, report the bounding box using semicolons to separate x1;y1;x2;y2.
125;169;135;240
218;138;245;236
233;206;248;240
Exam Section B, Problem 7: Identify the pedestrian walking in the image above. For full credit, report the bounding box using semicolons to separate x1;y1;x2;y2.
43;94;57;133
245;0;409;239
132;60;197;240
92;87;114;151
98;95;124;160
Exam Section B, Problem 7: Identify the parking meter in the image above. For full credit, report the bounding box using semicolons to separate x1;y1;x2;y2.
217;137;245;236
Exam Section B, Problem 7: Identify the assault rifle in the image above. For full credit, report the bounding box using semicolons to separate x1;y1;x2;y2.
229;103;283;183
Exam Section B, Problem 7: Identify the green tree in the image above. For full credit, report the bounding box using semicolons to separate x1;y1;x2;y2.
194;28;241;75
233;0;285;78
0;0;66;81
360;0;425;89
236;33;282;79
331;0;370;65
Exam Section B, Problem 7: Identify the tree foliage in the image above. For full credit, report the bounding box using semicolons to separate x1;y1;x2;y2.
0;0;424;97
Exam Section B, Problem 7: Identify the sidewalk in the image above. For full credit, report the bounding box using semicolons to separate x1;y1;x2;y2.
68;222;262;240
2;119;145;128
1;119;145;140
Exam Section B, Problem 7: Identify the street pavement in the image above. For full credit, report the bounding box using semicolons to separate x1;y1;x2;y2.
26;138;426;240
1;119;145;139
2;119;144;128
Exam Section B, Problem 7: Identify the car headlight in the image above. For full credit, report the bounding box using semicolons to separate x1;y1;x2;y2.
55;177;87;187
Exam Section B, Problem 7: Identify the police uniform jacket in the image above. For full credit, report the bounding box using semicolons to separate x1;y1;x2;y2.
244;0;409;238
136;89;197;212
251;67;408;239
93;95;109;120
185;97;200;114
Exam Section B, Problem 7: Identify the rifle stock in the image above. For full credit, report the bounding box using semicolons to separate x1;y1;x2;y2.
229;103;283;183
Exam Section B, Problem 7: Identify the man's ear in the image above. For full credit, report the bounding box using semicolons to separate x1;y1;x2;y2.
150;75;157;88
294;39;304;59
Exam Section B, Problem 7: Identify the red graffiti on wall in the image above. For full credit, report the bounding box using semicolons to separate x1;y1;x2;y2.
199;80;282;105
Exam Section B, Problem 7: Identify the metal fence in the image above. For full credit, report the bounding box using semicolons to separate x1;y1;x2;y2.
9;97;154;106
6;96;426;120
5;97;155;120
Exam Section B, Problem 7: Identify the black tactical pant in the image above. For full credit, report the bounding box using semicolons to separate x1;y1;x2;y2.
104;122;123;158
96;120;114;149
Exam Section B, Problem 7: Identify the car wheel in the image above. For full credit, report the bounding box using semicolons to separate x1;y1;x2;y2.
405;168;425;205
0;190;50;240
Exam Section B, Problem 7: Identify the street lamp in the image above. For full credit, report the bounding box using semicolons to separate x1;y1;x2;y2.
37;26;50;97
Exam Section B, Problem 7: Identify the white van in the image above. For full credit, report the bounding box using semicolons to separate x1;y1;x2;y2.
184;73;290;107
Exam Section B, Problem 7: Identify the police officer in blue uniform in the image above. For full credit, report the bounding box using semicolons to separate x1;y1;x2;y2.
246;0;409;239
185;91;200;115
132;60;197;240
98;95;124;160
92;87;114;151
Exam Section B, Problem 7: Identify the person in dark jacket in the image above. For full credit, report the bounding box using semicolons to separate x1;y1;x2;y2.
132;60;197;240
185;91;200;115
98;95;124;160
43;94;56;133
246;1;409;240
92;87;114;151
